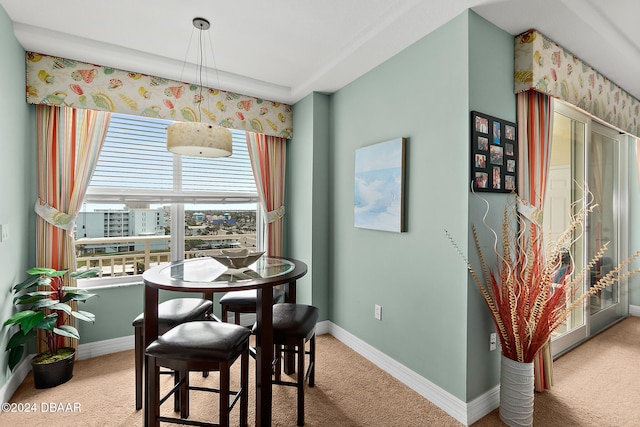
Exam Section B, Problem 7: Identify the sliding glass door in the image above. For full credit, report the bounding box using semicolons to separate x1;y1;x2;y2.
588;122;628;335
544;103;587;353
546;102;629;356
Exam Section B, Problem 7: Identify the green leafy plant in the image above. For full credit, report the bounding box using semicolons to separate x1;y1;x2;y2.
3;267;99;370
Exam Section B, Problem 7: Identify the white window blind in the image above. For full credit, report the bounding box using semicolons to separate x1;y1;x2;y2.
85;114;258;204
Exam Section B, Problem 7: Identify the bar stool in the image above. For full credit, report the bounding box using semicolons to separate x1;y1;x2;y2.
263;303;319;426
220;288;285;325
132;297;213;410
145;321;251;427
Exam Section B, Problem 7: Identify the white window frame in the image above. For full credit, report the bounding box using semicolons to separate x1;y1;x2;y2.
77;114;260;288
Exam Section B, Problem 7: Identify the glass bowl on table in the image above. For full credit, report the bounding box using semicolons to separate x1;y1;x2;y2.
211;249;265;269
210;249;265;281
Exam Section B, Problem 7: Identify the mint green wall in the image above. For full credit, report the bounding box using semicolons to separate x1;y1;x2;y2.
327;13;471;400
78;285;218;343
287;10;517;402
78;284;146;342
466;12;516;400
0;7;36;389
629;138;640;307
287;93;331;318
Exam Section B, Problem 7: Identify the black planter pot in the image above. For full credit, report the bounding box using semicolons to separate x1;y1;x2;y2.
31;348;75;389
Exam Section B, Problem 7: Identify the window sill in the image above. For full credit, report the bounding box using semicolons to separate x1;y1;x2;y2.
77;276;143;290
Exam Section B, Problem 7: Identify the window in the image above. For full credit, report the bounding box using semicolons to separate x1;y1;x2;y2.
76;113;259;287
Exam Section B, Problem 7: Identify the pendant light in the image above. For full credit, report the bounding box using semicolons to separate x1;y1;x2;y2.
166;17;232;158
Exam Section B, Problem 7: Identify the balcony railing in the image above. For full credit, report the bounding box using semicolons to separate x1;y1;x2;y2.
75;234;257;279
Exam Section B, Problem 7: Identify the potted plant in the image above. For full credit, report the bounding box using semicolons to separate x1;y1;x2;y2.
3;267;99;388
447;194;640;427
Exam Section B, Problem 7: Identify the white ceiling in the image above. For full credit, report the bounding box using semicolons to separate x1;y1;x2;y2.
1;0;638;105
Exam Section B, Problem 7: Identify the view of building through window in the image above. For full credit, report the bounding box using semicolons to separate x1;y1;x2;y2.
75;203;257;280
75;113;259;284
183;208;257;251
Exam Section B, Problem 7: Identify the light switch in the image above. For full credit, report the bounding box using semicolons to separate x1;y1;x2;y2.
0;224;9;242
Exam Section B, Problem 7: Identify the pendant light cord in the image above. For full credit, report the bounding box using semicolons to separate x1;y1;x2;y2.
196;19;206;123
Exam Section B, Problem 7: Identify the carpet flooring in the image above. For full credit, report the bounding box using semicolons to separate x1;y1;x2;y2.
1;316;639;426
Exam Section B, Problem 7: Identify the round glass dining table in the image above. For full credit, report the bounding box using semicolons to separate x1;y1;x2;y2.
142;256;308;427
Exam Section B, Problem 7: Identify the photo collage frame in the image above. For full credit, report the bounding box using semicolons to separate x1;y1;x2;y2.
470;111;517;193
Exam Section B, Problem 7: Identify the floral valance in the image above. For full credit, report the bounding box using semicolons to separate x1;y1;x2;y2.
514;29;640;138
25;52;293;139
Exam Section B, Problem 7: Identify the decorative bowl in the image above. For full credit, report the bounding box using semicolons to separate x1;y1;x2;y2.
211;249;265;269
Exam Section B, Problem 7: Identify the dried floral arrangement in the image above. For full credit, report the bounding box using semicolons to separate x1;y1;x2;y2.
447;194;640;363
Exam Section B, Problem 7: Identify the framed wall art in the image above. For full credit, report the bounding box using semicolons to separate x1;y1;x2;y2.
470;111;517;193
354;137;406;232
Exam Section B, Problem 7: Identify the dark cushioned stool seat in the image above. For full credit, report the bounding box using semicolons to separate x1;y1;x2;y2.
147;321;251;362
133;298;213;410
133;298;213;331
145;321;251;427
272;303;319;341
220;288;285;325
270;303;319;426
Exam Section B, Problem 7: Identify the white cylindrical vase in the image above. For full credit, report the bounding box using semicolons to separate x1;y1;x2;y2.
499;354;534;427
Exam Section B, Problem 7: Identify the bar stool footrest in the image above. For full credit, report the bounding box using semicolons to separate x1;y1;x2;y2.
157;382;245;427
188;385;244;412
159;379;184;407
272;361;314;386
157;415;221;427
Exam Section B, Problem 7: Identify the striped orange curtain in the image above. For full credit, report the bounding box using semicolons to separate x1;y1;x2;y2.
246;133;286;257
516;89;554;391
35;105;111;351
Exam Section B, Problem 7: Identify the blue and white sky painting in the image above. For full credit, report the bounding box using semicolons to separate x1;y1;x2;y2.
354;138;404;232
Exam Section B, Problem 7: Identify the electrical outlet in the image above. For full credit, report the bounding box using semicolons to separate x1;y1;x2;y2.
489;332;497;351
374;304;382;321
0;224;8;242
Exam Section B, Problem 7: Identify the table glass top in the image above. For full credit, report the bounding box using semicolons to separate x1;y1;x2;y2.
154;256;296;284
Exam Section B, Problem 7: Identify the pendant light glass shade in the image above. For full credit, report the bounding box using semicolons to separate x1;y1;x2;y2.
166;17;232;158
167;121;232;157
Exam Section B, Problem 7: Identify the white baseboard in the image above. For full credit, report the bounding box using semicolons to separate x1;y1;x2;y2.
2;321;496;425
467;384;500;424
630;304;640;316
74;320;329;362
315;319;331;335
74;321;332;361
325;322;495;425
77;335;134;360
0;354;34;404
